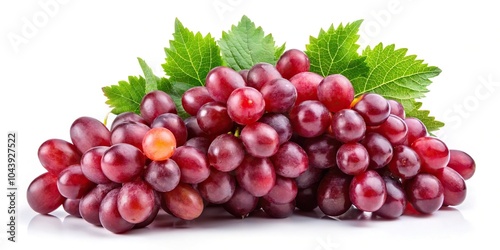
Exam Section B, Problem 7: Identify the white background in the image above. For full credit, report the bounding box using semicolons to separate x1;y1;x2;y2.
1;0;499;249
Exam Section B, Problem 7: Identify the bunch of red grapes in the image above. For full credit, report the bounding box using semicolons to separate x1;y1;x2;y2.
27;49;476;234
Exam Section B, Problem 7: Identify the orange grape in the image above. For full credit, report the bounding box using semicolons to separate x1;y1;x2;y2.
142;127;176;161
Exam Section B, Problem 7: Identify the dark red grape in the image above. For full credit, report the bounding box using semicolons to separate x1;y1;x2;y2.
197;102;233;135
140;90;177;124
360;132;393;169
317;170;352;216
70;116;111;154
101;143;145;183
388;145;421;179
117;179;156;224
223;186;259;218
205;66;246;102
235;155;276;197
276;49;310;80
27;172;65;214
171;146;210;184
411;136;450;174
207;134;245;172
330;109;366;143
258;113;293;145
447;149;475;180
435;167;467;206
240;122;280;158
271;141;309;178
352;93;391;126
99;188;135;234
260;78;297;113
198;168;236;204
317;74;354;113
227;87;266;125
263;176;298;204
246;62;282;90
349;170;387;212
181;86;215;116
162;183;204;220
57;164;95;199
289;100;331;138
38;138;81;175
289;72;323;104
143;159;181;192
373;177;406;219
151;113;188;146
336;142;369;175
405;173;444;214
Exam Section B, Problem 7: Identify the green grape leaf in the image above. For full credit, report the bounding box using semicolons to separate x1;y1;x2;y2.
402;99;445;132
102;76;146;115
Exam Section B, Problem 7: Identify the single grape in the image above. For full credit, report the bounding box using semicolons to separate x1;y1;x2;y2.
317;170;352;216
207;134;245;172
223;186;259;218
70;116;111;154
258;113;293;145
27;172;65;214
261;199;295;219
289;71;324;104
360;132;393;169
260;78;298;113
162;183;204;220
404;117;427;145
405;173;444;214
134;191;161;229
99;188;135;234
295;166;325;189
110;121;150;151
371;114;408;145
352;93;391;126
57;164;95;199
387;99;405;119
447;149;476;180
271;141;309;178
184;116;209;139
181;86;215;116
302;135;340;169
143;159;181;192
373;177;406;219
388;145;421;179
240;122;280;158
295;185;319;212
198;168;236;204
101;143;145;183
434;167;467;206
184;136;211;154
151;113;188;146
276;49;310;79
38;138;81;175
411;136;450;174
336;142;369;176
110;112;148;132
235;155;276;197
63;198;81;218
330;109;366;143
226;87;266;125
197;102;234;135
80;146;112;184
263;176;298;204
79;183;120;226
246;62;282;90
289;100;331;138
205;66;246;103
142;127;177;161
170;146;210;184
317;74;354;113
139;90;177;124
349;170;387;212
117;179;156;224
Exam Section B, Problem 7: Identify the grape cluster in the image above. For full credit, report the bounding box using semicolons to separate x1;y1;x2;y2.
27;49;476;234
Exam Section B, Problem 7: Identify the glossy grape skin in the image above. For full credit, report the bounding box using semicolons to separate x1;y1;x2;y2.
261;199;295;219
330;109;366;143
110;112;148;131
240;122;280;158
258;113;293;145
373;177;406;219
80;146;112;184
207;134;245;172
302;135;340;169
263;176;298;204
198;168;236;204
411;136;450;174
139;90;177;124
289;72;324;104
223;186;259;218
317;171;352;216
388;145;421;179
239;69;249;81
336;142;369;175
79;183;120;226
289;100;331;138
38;138;81;175
271;141;309;178
197;102;234;135
63;199;81;217
151;113;188;146
360;132;393;169
388;99;405;119
70;116;111;154
352;93;391;126
101;143;146;183
99;188;135;234
226;87;266;125
295;185;319;212
184;116;209;139
27;172;65;214
205;66;246;103
246;62;282;90
184;136;211;154
349;170;387;212
144;159;181;192
295;166;325;189
235;155;276;197
276;49;310;79
162;183;204;220
142;127;177;161
405;173;444;214
171;146;210;184
435;167;467;206
404;117;428;145
317;74;354;113
181;86;215;116
260;78;298;113
447;149;475;180
110;121;150;151
57;164;96;199
134;191;161;229
117;179;156;224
